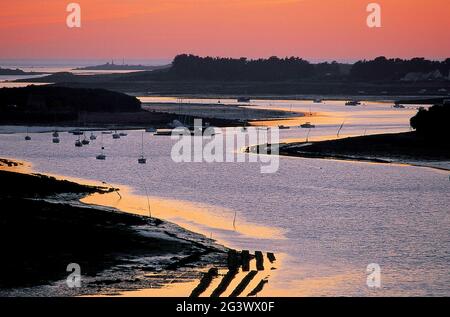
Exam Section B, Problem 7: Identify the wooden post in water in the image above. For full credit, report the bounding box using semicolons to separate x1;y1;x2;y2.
227;250;239;270
267;252;276;263
255;251;264;271
189;267;218;298
241;250;250;271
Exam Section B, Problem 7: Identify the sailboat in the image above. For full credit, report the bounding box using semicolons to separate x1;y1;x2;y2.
75;137;83;147
52;130;59;138
138;132;147;164
89;132;97;140
81;133;90;145
241;120;248;132
25;128;31;141
300;122;315;128
96;134;106;160
112;130;120;139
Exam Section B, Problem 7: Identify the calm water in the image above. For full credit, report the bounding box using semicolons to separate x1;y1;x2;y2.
1;100;449;296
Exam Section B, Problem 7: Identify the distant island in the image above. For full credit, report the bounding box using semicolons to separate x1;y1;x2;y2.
74;62;170;71
0;67;42;76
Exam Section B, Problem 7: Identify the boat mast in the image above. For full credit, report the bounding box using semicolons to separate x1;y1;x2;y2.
141;131;144;157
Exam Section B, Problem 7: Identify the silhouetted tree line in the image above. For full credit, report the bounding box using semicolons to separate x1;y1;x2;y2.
350;57;450;81
153;54;450;82
0;86;141;113
410;103;450;140
167;54;343;81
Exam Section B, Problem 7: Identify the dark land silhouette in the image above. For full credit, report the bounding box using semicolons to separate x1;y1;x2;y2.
74;62;170;71
0;85;141;112
268;103;450;165
0;86;245;126
18;55;450;96
0;67;43;76
410;104;450;140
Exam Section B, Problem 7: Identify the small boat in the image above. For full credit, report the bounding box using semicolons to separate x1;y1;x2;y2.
112;131;120;139
75;139;83;147
154;129;172;136
96;135;106;160
25;128;31;140
81;134;90;145
89;133;97;140
145;127;157;133
70;129;84;135
278;125;290;129
237;97;251;103
300;122;315;128
138;132;147;164
313;98;323;103
102;131;113;134
345;101;361;106
241;121;248;132
52;131;59;138
393;104;405;109
52;137;60;143
119;132;128;137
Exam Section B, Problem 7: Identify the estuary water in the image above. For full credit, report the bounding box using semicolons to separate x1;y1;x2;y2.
0;99;449;296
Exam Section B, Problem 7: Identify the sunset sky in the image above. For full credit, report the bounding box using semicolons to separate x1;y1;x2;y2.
1;0;449;62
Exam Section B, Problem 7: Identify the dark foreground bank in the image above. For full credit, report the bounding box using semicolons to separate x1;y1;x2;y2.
0;162;227;296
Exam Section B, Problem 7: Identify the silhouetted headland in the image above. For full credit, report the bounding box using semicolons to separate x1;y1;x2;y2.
74;62;170;71
249;103;450;170
0;67;43;76
0;86;243;127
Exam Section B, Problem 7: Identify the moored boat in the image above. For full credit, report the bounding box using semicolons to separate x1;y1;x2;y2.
112;131;120;139
345;100;361;106
300;122;316;128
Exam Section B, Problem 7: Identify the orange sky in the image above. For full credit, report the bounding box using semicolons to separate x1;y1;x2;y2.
0;0;449;61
